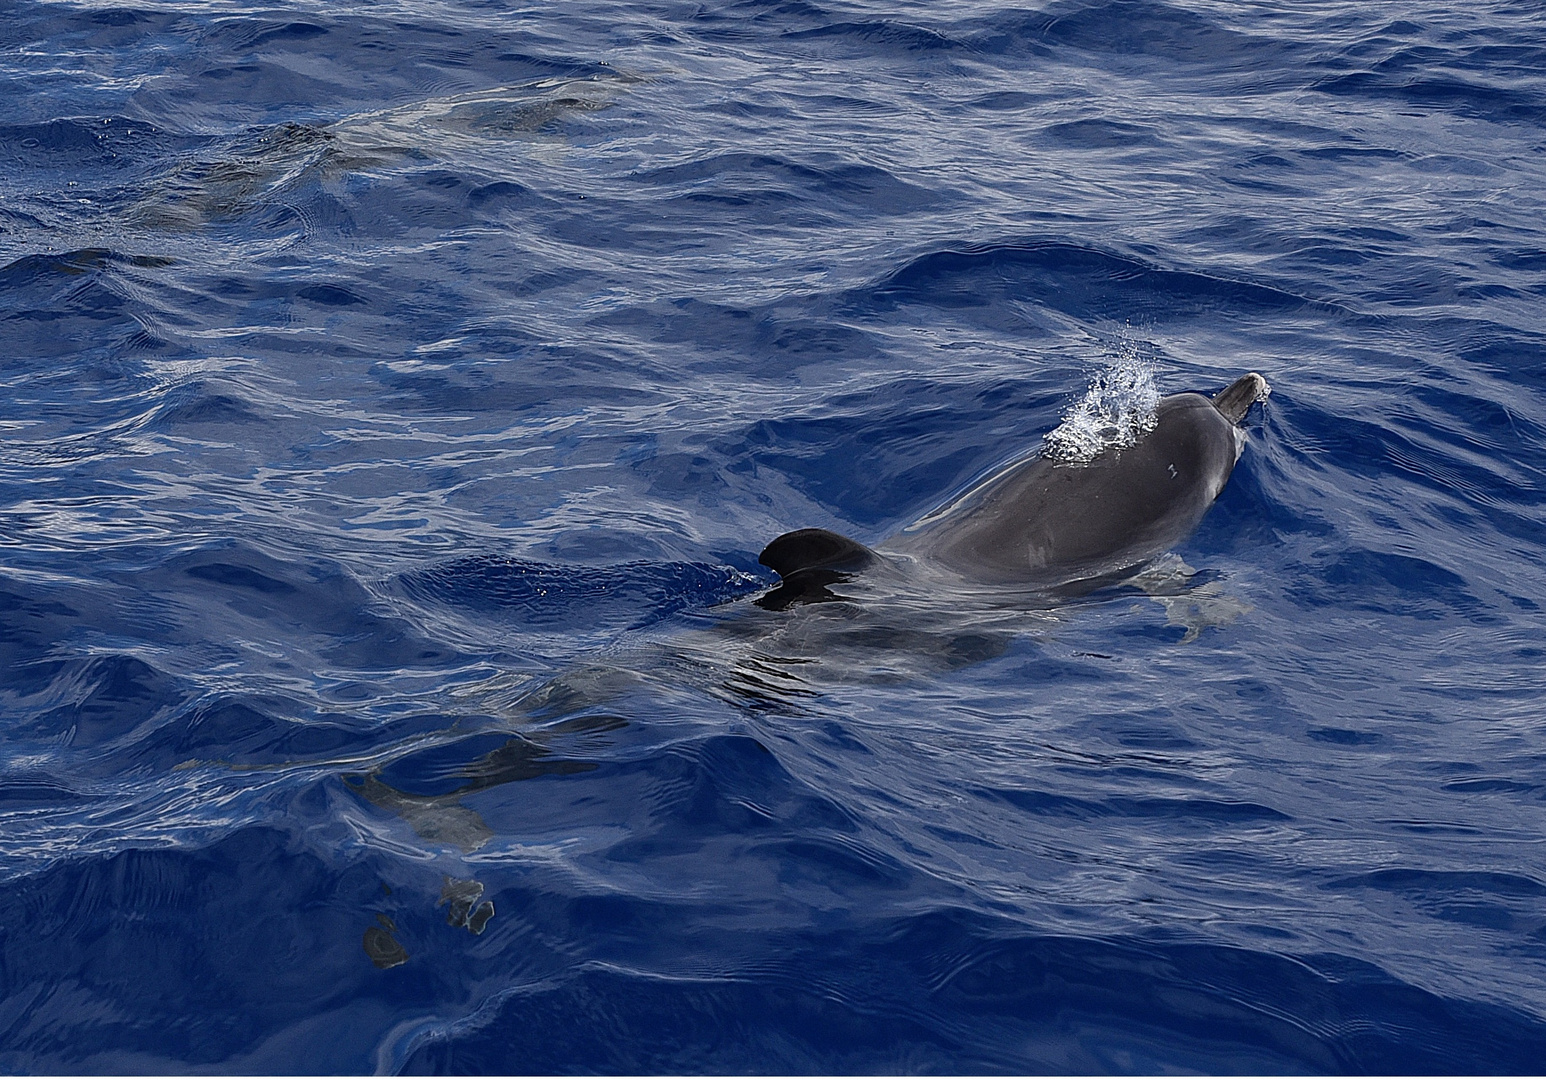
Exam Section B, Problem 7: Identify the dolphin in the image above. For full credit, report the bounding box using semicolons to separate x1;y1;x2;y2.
756;373;1269;610
342;374;1269;954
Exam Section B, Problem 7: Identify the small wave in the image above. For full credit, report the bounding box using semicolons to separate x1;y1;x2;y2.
396;556;765;630
1042;343;1160;464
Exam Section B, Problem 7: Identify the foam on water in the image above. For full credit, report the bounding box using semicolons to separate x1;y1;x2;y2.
1042;342;1161;465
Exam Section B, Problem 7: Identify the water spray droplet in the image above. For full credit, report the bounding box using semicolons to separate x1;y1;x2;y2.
1043;341;1161;465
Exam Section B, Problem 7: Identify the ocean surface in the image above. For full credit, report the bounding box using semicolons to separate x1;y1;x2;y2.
3;0;1546;1073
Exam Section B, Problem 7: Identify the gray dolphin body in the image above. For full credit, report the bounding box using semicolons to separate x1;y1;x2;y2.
757;373;1268;609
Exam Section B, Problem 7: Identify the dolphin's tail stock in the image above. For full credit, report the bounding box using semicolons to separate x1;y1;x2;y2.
756;527;878;611
1211;372;1271;424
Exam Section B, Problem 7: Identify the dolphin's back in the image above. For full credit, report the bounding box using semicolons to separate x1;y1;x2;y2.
883;393;1242;589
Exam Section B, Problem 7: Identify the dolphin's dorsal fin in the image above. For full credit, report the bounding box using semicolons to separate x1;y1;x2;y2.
754;531;878;611
1211;372;1270;424
755;528;878;610
758;528;876;578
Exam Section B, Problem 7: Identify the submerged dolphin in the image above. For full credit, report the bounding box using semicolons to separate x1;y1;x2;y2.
757;373;1269;609
347;374;1269;865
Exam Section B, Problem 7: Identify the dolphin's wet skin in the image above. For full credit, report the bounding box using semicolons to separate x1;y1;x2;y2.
759;373;1269;607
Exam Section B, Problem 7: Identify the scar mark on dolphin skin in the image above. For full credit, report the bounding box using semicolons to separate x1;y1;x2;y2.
363;912;408;969
439;876;495;935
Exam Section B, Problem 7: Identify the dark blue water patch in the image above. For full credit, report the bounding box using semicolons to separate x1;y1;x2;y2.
112;543;467;672
187;562;297;595
7;813;1544;1073
1443;777;1541;795
535;734;861;865
594;295;887;380
200;19;330;51
397;903;1546;1074
929;924;1546;1074
145;382;264;429
984;786;1292;826
543;197;759;256
685;0;908;48
959;0;1304;70
1294;146;1412;166
0;826;438;1073
1406;379;1546;466
988;649;1116;686
852;239;1334;328
123;696;406;773
776;17;959;57
720;376;1064;529
1258;391;1542;544
624;151;943;217
1328;867;1546;899
7;649;451;775
506;149;951;256
0;578;88;672
374;346;672;416
0;777;97;809
466;178;542;209
16;653;187;749
1459;332;1546;396
0;249;179;374
1;5;186;53
1040;118;1162;148
1310;51;1546;127
1289;548;1483;621
968;90;1043;111
1494;248;1546;274
1325;869;1546;935
0;248;173;292
395;555;763;631
1307;726;1386;746
690;0;1304;74
295;283;365;307
1079;704;1204;750
0;116;188;171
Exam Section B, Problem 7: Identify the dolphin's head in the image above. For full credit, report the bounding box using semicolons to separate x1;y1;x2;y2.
1211;372;1270;425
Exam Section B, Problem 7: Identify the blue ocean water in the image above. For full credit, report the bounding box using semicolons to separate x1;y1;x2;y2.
3;0;1546;1071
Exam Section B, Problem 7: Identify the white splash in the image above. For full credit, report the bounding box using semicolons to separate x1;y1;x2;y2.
1043;344;1161;466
